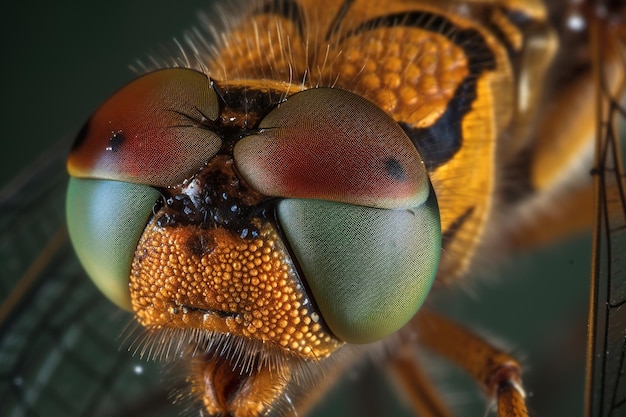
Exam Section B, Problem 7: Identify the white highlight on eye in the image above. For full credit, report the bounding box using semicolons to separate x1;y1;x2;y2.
133;365;144;375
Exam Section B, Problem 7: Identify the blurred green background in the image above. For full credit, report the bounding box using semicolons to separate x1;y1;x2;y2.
1;0;212;188
1;1;591;416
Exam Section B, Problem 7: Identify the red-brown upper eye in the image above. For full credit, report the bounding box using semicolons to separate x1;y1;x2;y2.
234;87;428;209
68;68;221;187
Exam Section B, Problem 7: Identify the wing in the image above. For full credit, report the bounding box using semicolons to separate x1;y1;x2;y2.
586;5;626;416
0;145;182;417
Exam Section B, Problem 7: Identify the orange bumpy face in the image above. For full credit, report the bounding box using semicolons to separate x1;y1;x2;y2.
130;217;340;359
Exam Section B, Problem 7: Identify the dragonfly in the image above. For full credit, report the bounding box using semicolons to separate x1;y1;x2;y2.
0;0;624;416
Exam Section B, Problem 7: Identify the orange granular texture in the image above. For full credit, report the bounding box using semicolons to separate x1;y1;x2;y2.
329;27;468;128
130;219;340;359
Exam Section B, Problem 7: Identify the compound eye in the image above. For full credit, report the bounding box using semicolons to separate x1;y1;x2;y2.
234;88;428;209
66;178;159;310
235;87;440;343
277;186;441;343
67;69;222;308
68;68;221;187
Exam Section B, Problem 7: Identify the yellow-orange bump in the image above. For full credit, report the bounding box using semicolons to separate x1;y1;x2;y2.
327;26;469;128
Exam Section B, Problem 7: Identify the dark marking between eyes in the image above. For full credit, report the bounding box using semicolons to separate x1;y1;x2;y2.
106;131;125;152
187;233;217;258
384;158;407;181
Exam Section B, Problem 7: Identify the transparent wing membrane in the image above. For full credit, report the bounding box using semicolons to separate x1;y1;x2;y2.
586;10;626;416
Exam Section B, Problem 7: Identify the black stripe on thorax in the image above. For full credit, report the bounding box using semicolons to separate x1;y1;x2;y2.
325;0;356;41
253;0;307;38
341;12;497;171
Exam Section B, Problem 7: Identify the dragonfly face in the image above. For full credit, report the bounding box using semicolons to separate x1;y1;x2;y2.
2;0;620;416
66;64;442;414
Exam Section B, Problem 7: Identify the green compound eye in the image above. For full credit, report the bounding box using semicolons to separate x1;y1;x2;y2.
234;87;441;343
277;184;441;344
66;178;159;310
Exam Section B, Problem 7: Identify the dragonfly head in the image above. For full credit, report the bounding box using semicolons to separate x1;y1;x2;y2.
66;68;441;413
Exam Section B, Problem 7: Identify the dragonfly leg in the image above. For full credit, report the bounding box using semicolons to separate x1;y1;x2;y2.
407;310;529;417
504;184;594;250
387;346;454;417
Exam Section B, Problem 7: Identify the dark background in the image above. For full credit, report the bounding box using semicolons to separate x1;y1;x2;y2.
1;1;210;187
1;1;591;416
